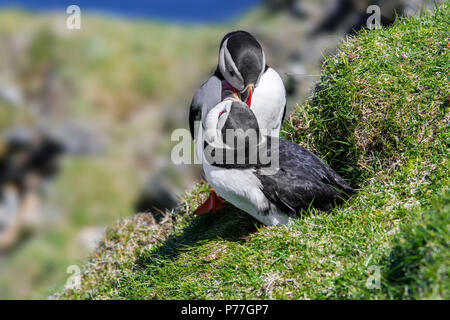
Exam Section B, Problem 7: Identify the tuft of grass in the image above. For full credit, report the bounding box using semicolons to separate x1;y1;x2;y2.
283;6;449;186
59;5;449;300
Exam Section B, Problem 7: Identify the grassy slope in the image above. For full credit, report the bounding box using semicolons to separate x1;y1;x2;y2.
60;6;449;300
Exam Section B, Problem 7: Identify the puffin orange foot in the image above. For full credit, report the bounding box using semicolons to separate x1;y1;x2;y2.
194;188;227;216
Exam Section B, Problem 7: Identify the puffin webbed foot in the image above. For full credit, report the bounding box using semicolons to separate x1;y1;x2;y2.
194;188;227;216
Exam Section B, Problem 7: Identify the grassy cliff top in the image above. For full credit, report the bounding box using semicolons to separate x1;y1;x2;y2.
60;5;449;300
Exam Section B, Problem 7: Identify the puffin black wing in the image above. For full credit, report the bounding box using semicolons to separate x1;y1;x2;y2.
257;138;353;214
189;74;223;139
189;98;202;140
281;103;287;122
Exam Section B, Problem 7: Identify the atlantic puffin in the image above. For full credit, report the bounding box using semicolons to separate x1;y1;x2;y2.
189;30;286;215
200;99;354;226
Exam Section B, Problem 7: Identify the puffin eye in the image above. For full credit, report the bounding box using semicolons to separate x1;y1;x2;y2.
228;70;234;77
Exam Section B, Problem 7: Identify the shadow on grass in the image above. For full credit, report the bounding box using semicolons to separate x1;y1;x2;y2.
134;205;262;269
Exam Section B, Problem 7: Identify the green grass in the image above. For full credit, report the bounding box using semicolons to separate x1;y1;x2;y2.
60;5;449;300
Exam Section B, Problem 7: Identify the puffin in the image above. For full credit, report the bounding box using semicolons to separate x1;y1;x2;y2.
200;98;354;226
189;30;286;215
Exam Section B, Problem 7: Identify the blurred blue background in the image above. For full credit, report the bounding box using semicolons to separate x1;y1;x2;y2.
0;0;261;23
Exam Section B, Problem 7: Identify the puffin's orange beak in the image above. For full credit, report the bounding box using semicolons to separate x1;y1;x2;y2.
222;80;240;102
245;85;253;108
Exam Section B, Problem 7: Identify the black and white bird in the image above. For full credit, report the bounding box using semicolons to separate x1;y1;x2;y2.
189;30;286;215
201;99;354;226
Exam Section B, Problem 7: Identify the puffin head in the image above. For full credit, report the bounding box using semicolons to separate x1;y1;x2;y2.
204;100;261;153
218;31;266;107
